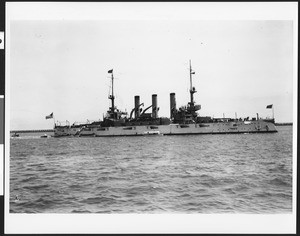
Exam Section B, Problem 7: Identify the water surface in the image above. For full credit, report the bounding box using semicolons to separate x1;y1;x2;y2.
10;126;293;213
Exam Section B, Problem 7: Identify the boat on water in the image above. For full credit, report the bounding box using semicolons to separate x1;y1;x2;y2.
11;132;19;138
53;61;277;137
40;134;50;138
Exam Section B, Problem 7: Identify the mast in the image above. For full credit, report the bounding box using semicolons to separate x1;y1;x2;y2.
108;69;115;117
111;71;115;114
189;60;196;110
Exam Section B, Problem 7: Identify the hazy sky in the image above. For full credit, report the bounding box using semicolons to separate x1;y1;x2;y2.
9;9;294;130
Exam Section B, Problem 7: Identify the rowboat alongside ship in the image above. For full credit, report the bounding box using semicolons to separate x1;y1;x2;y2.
53;61;277;137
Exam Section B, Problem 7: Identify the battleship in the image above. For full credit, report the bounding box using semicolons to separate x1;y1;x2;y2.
53;61;277;137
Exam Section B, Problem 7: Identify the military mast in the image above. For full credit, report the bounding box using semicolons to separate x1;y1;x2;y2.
108;69;116;119
189;60;197;116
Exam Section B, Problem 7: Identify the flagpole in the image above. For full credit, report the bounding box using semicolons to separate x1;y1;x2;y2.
53;114;56;128
272;106;274;120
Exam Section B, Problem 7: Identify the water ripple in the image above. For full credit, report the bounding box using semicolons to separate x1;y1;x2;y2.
10;127;293;213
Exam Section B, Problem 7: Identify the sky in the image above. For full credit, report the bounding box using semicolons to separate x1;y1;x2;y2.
8;4;295;130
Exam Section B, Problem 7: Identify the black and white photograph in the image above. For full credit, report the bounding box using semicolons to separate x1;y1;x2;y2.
5;2;297;234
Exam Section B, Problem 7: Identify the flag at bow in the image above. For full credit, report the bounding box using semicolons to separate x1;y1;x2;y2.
108;69;113;73
266;104;273;109
45;112;53;119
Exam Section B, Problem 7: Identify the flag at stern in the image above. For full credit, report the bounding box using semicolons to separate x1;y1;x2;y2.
266;104;273;109
45;112;53;119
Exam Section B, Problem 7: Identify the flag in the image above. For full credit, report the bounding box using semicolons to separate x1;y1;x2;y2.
45;112;53;119
108;69;113;73
191;71;195;74
266;104;273;109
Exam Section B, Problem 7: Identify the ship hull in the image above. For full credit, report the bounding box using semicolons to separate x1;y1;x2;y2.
54;120;277;137
94;120;277;136
54;127;81;137
52;120;277;137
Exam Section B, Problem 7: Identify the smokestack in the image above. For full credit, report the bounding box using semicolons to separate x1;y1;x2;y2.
152;94;158;118
134;95;140;118
170;93;176;119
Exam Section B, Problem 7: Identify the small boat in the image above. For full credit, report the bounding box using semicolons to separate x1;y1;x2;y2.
11;132;19;137
40;134;49;138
